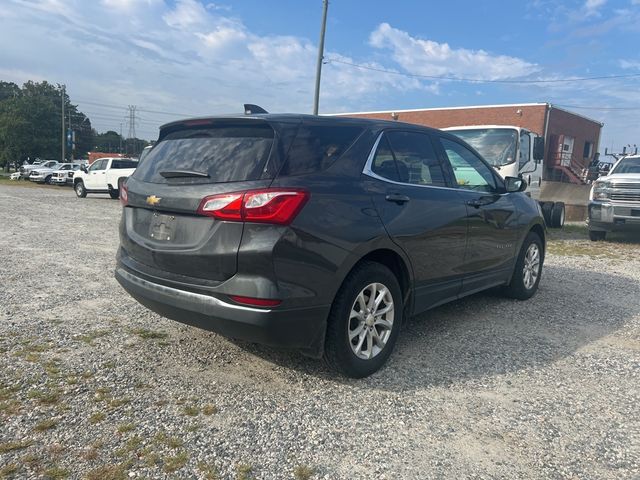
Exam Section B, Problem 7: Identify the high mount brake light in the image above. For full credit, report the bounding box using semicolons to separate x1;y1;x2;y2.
197;189;309;225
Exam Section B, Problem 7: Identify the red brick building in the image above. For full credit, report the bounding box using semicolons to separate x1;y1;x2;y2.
336;103;603;184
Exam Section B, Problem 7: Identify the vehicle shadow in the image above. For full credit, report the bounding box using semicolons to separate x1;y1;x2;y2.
229;263;638;391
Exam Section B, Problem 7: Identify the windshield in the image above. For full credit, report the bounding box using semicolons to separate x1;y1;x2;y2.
447;128;518;167
612;157;640;174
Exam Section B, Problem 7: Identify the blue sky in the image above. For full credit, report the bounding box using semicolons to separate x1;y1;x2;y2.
1;0;639;152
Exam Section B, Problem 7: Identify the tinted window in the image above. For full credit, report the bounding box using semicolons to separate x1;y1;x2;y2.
89;159;107;171
519;132;530;169
281;125;363;176
133;124;274;184
112;160;138;169
440;138;497;192
386;131;446;186
371;135;400;181
612;157;640;174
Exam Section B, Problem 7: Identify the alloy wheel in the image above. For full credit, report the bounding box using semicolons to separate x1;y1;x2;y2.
523;243;541;290
348;282;394;360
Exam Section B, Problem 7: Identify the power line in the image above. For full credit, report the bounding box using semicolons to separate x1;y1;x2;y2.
326;58;640;84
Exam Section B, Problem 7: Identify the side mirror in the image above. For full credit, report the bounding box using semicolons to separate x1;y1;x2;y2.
81;165;88;173
505;176;527;193
533;137;545;163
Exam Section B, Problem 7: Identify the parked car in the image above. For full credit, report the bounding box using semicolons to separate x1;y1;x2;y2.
20;160;58;179
73;157;138;199
10;171;21;180
28;161;62;183
588;155;640;240
115;112;546;378
51;163;81;185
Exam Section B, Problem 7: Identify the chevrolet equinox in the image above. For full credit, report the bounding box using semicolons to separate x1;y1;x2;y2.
115;112;545;378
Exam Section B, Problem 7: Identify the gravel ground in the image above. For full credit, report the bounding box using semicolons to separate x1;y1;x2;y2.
1;184;639;480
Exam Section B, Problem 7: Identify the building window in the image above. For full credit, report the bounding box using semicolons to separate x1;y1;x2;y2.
583;141;593;159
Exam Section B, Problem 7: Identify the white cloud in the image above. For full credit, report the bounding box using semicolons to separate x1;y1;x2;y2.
163;0;208;28
369;23;538;81
584;0;607;16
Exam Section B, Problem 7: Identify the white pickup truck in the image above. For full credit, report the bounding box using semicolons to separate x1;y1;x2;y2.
73;157;138;199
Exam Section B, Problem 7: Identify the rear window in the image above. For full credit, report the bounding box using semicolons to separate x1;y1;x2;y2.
132;124;274;184
112;160;138;169
280;125;363;176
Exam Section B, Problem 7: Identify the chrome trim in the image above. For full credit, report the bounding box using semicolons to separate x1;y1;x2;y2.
116;268;273;313
362;132;501;195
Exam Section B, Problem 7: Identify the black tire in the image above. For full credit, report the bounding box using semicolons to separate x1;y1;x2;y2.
44;175;52;185
540;202;553;225
589;230;606;241
74;181;87;198
503;232;544;300
550;202;565;228
324;261;403;378
109;187;119;200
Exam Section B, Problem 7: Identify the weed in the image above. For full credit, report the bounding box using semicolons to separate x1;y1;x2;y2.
197;461;220;480
0;440;33;453
0;464;20;478
108;397;131;408
34;419;58;432
154;431;182;449
78;330;110;345
43;466;69;479
85;464;126;480
202;404;218;415
294;465;315;480
81;370;94;379
129;328;168;340
0;400;21;415
183;405;199;416
115;436;142;458
116;423;135;434
236;463;253;480
82;447;98;461
27;389;60;405
47;443;65;456
163;451;189;473
89;412;106;424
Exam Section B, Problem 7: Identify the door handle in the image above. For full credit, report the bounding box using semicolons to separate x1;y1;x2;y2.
385;194;410;204
466;199;483;208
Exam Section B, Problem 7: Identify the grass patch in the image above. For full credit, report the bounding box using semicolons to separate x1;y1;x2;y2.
163;451;189;473
34;418;58;432
202;404;218;415
0;439;33;453
183;405;199;416
294;465;315;480
89;412;106;424
236;463;253;480
0;464;20;478
27;388;60;405
0;400;21;415
108;397;131;408
129;328;168;340
197;461;220;480
154;431;182;449
85;464;127;480
116;423;135;434
43;466;69;479
78;330;110;346
114;436;142;458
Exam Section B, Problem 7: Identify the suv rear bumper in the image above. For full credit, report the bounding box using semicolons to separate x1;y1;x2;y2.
115;266;328;358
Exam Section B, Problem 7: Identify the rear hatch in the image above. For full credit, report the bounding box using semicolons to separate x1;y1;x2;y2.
120;118;294;284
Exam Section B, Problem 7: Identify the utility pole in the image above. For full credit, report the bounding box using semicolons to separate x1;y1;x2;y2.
119;123;123;153
313;0;329;115
61;85;65;162
68;112;72;161
127;106;137;155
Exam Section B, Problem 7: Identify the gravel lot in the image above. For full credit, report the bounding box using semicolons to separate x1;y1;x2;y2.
1;183;639;479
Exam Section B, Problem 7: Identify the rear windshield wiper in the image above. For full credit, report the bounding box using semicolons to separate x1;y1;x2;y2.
159;170;210;179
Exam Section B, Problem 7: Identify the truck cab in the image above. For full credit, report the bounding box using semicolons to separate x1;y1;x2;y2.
74;157;137;199
444;125;564;227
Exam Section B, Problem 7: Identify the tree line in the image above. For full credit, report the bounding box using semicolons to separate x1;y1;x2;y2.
0;80;150;171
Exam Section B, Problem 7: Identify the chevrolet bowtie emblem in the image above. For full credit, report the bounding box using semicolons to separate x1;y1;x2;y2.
146;195;161;206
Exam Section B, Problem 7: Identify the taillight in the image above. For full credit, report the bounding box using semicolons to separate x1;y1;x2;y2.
197;189;309;225
120;183;129;206
228;295;281;307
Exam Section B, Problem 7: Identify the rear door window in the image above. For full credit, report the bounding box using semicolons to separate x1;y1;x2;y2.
112;160;138;169
133;124;275;184
386;131;446;186
280;124;363;176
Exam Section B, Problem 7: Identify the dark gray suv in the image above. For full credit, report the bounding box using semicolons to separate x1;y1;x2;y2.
115;113;545;377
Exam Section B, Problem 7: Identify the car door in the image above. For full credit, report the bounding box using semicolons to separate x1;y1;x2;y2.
86;159;107;189
363;130;468;313
435;136;520;295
